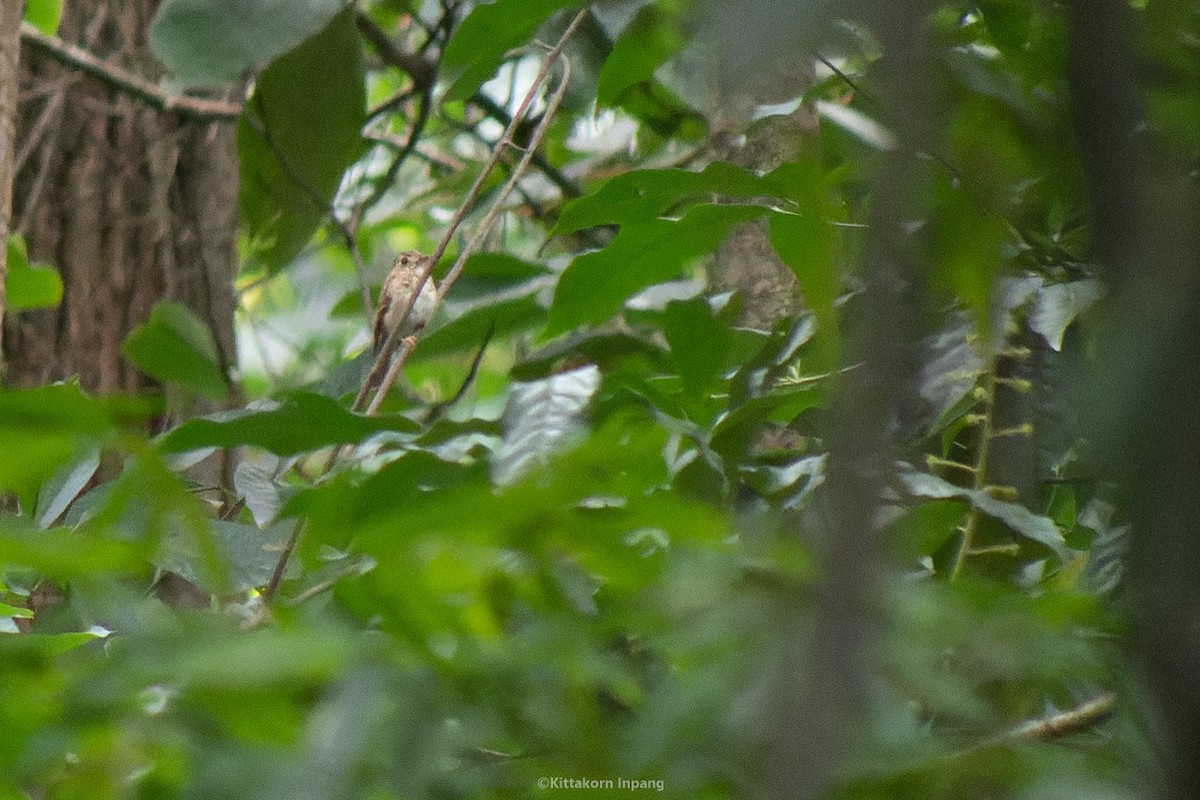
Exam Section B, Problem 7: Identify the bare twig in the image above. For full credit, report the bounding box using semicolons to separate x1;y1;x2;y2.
263;518;302;603
963;692;1118;755
363;129;466;171
265;10;587;604
364;51;574;417
355;9;587;414
421;322;495;425
17;22;243;121
468;90;583;200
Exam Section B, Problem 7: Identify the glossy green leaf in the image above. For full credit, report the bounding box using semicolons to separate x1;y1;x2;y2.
441;0;585;102
597;4;685;107
160;393;420;455
5;235;62;311
122;301;228;398
899;466;1071;562
233;460;287;527
34;445;101;529
238;9;365;272
493;365;600;485
414;291;545;359
545;204;766;337
1030;279;1104;351
150;0;342;86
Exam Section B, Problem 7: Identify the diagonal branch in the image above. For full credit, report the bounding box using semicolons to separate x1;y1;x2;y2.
354;8;587;414
17;21;243;121
365;53;573;416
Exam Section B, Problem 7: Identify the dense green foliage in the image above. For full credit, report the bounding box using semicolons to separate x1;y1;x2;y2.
3;0;1190;797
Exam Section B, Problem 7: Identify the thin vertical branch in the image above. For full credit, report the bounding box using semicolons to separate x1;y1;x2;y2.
364;54;572;416
353;8;587;414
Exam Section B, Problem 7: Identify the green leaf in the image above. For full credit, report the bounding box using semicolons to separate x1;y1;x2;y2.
22;0;62;35
238;9;366;272
1030;279;1104;351
661;297;730;396
122;301;228;398
449;252;552;300
554;162;785;236
441;0;585;102
150;623;353;689
898;466;1071;562
597;4;685;107
159;520;295;593
710;384;823;459
233;460;287;527
493;365;601;485
0;520;145;580
5;235;63;311
150;0;342;86
35;446;101;529
545;204;766;337
934;191;1006;340
159;393;420;455
0;385;116;502
414;291;546;359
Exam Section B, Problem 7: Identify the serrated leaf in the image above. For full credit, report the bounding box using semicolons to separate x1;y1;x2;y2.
150;0;342;86
597;4;685;107
238;9;365;272
1030;279;1104;351
5;235;62;310
545;204;766;337
441;0;585;102
160;393;420;455
122;301;228;398
493;365;601;485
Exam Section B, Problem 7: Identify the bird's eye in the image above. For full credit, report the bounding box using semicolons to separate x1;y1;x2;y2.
400;256;409;265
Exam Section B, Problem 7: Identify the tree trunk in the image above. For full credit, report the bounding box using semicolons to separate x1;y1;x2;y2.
5;0;238;392
708;54;818;331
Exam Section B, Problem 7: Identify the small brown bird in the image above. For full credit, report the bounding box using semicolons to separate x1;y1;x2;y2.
372;251;437;354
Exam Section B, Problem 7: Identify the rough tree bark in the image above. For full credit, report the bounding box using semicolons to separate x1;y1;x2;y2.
707;54;818;330
4;0;238;393
0;0;23;373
